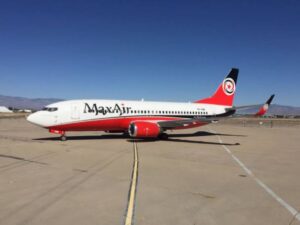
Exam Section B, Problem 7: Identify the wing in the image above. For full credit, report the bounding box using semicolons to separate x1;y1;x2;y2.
234;94;275;116
157;117;214;130
157;94;275;130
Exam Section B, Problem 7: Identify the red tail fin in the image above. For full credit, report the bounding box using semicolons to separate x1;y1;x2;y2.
195;68;239;106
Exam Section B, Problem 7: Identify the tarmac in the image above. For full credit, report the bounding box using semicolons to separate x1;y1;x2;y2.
0;117;299;225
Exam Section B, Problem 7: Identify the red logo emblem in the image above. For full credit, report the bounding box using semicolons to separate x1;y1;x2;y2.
222;78;235;96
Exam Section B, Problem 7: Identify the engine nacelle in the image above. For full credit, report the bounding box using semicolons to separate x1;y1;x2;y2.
128;121;161;138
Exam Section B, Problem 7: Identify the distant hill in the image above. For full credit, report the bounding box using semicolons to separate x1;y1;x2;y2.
268;104;300;116
0;95;63;110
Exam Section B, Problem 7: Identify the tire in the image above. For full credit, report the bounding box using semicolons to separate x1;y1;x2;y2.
61;135;67;141
159;133;169;140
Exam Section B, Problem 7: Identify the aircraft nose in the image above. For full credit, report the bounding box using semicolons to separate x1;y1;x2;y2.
26;111;57;127
27;113;39;125
27;112;46;127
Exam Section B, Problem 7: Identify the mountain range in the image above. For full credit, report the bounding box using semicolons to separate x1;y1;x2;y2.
0;95;299;115
0;95;62;110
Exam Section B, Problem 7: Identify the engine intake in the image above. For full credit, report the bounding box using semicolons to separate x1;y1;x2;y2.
128;121;161;138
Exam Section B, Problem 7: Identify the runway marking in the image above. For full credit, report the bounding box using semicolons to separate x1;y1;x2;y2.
210;129;300;222
124;141;139;225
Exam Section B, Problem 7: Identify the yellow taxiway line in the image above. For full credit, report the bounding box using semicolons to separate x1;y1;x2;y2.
124;141;139;225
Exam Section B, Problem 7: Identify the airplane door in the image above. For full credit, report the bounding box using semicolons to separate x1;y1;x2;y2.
71;104;80;120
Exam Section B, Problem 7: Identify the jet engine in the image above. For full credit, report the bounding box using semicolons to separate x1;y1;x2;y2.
128;121;161;138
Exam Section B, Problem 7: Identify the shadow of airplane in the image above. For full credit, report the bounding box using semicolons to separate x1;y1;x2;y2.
128;138;240;146
33;131;243;146
33;134;125;141
168;131;246;138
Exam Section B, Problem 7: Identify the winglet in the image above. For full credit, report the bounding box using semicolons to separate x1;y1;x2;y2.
255;94;275;116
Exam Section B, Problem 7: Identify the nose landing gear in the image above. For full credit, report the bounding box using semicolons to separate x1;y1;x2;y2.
49;129;67;141
60;133;67;141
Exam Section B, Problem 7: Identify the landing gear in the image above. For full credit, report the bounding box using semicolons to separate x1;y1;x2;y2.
158;133;169;140
60;132;67;141
60;135;67;141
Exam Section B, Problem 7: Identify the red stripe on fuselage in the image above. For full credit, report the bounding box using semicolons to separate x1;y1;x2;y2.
47;116;202;132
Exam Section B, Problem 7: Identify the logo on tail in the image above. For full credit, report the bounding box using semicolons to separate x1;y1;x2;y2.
223;78;236;96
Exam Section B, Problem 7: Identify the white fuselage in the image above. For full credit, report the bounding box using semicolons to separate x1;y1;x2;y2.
27;99;230;130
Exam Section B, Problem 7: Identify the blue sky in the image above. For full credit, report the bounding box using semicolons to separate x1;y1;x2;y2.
0;0;299;106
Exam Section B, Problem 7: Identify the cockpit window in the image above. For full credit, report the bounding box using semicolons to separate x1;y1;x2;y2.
42;107;58;112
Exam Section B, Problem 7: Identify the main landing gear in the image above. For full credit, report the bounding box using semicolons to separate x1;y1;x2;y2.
158;133;169;140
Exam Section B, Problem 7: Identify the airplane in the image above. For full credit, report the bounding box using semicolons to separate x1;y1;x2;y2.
27;68;275;141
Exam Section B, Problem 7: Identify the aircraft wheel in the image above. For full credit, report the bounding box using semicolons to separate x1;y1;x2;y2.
159;133;169;140
61;135;67;141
